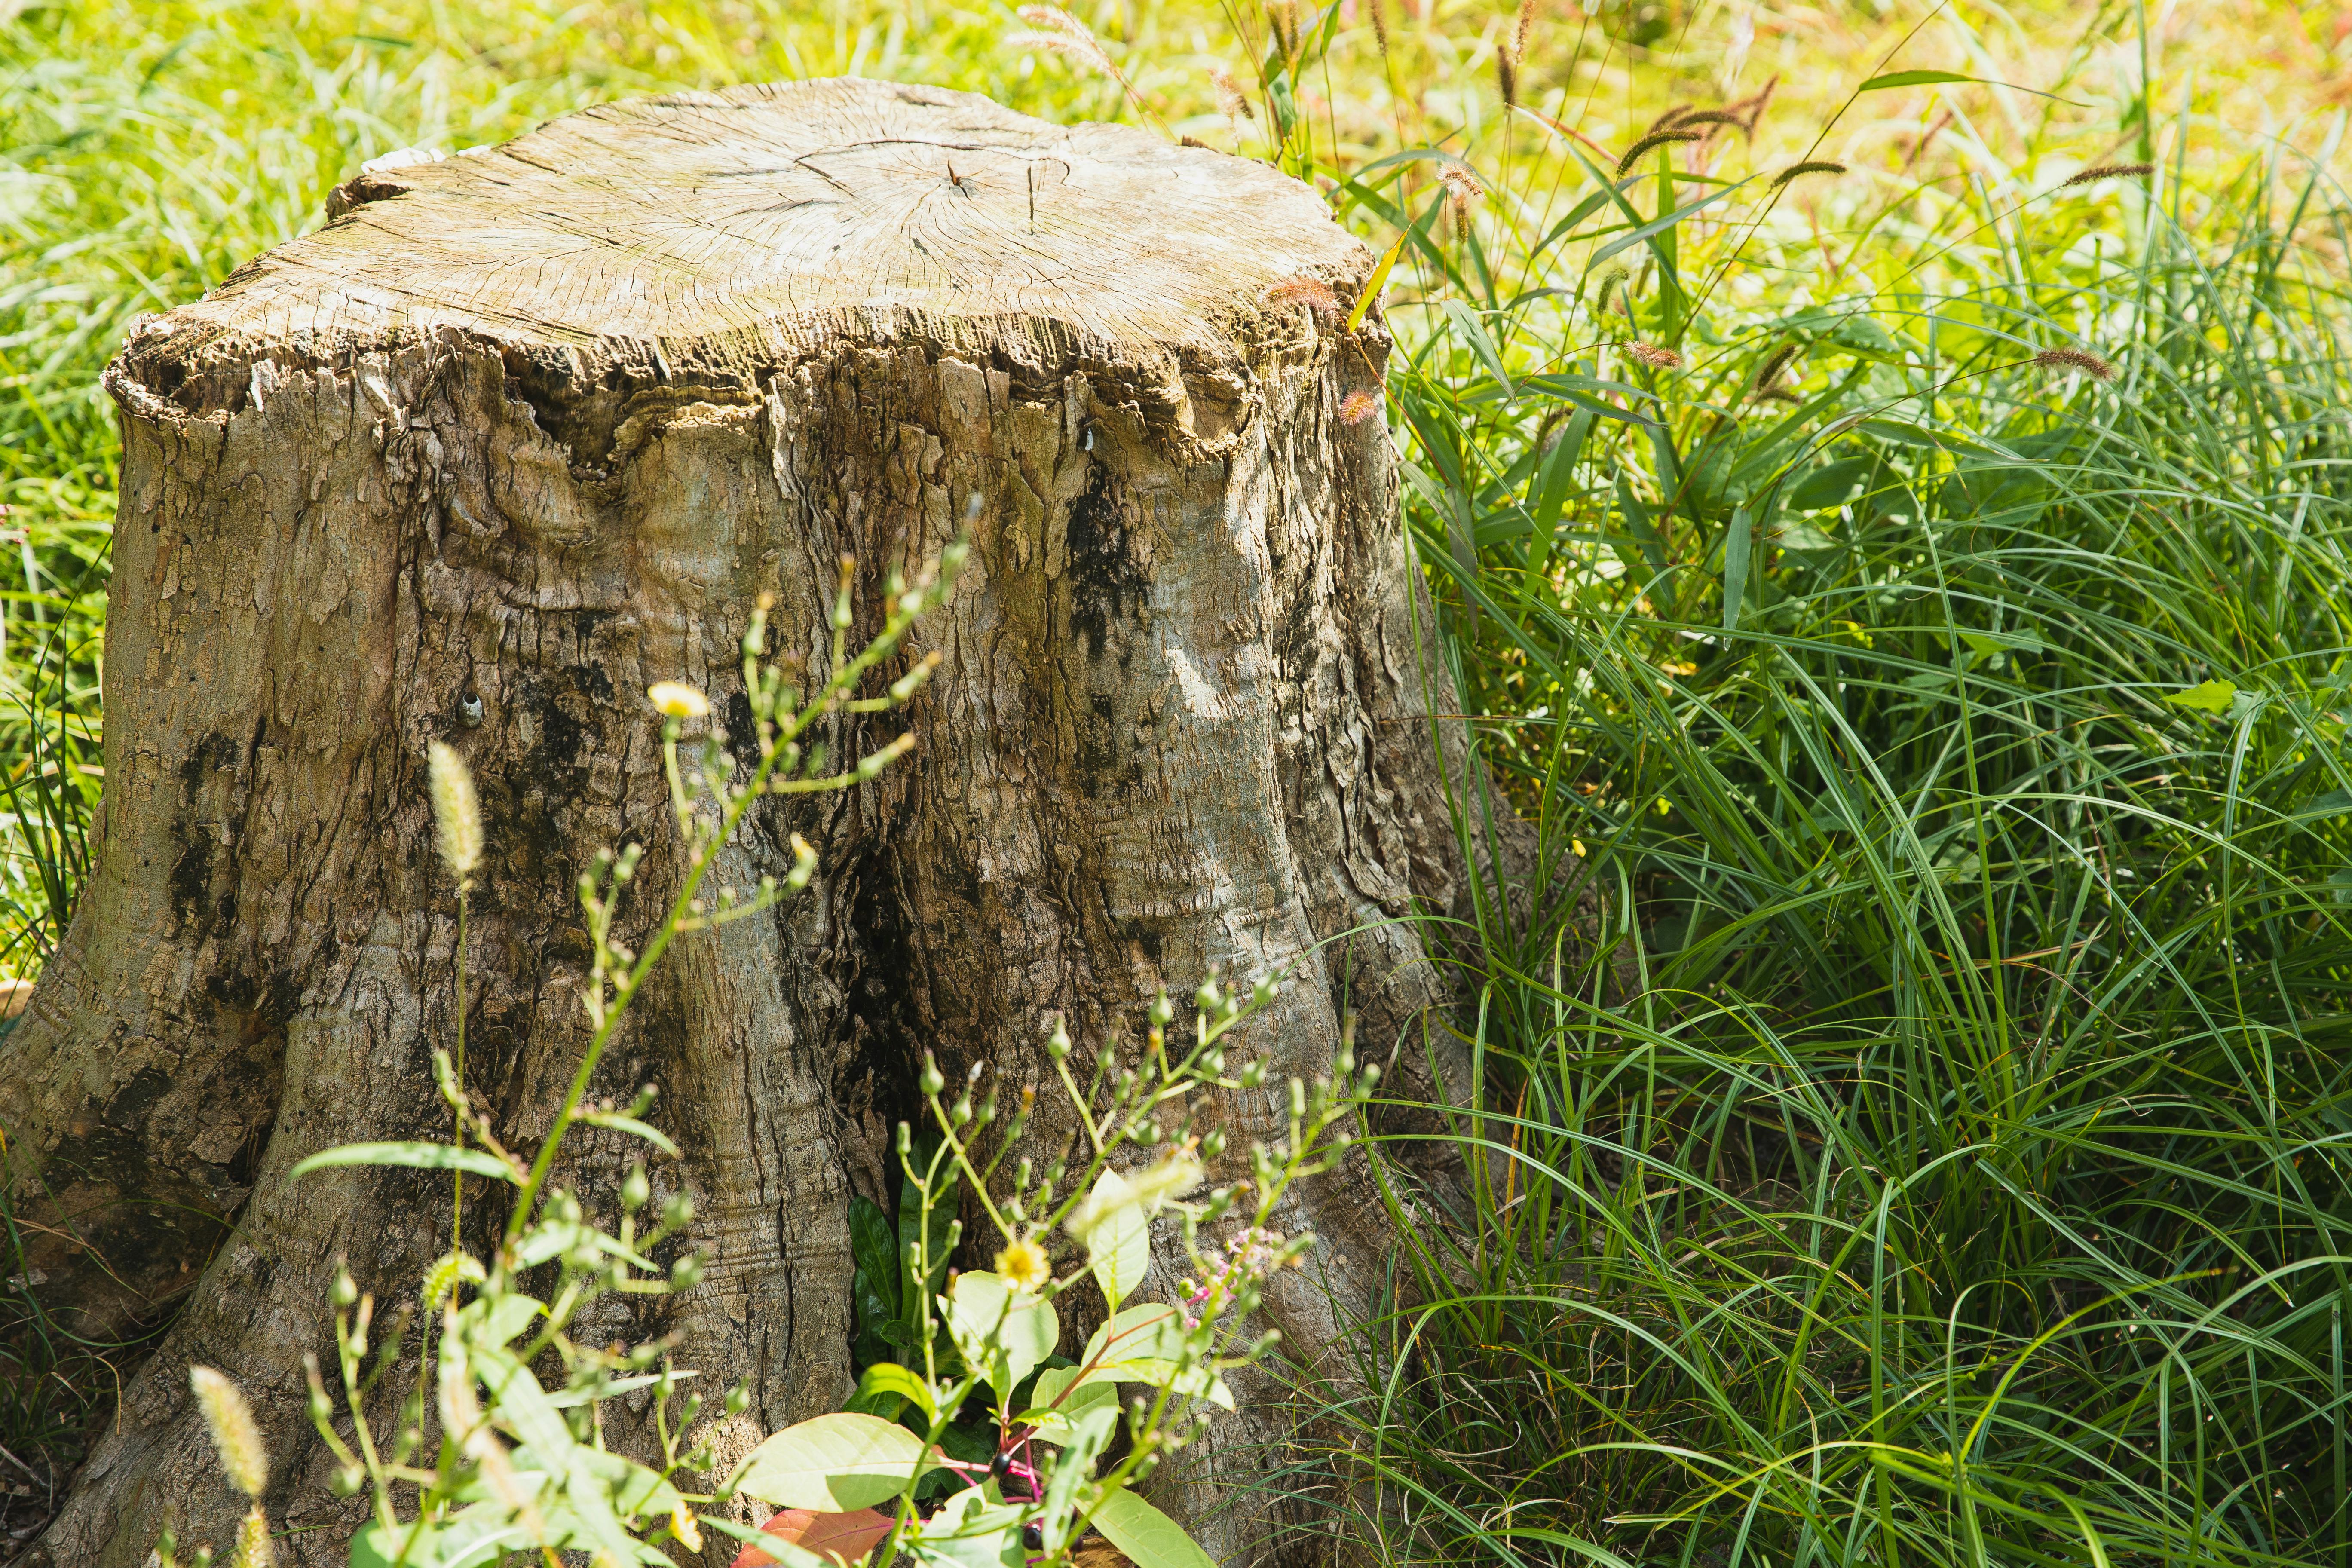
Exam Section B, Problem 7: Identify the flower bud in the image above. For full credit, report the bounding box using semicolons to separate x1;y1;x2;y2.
1202;1129;1227;1159
1046;1015;1072;1060
331;1266;358;1309
1150;991;1174;1026
622;1164;651;1212
670;1254;704;1292
726;1381;752;1416
662;1190;695;1231
1239;1060;1265;1089
786;833;819;891
920;1058;946;1096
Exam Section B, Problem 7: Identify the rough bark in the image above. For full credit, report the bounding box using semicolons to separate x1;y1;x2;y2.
3;79;1467;1567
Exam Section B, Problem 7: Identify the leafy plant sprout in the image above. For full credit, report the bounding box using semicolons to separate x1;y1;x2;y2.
808;971;1374;1568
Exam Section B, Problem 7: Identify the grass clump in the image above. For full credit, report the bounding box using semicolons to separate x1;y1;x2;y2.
1317;9;2352;1565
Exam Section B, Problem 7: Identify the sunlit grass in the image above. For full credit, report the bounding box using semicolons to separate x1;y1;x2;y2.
5;0;2352;1561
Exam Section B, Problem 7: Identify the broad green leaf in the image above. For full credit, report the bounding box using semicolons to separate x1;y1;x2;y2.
561;1444;659;1565
847;1361;938;1422
733;1412;936;1512
1084;1180;1151;1310
1019;1368;1120;1443
848;1194;902;1362
291;1142;518;1183
351;1513;532;1568
946;1271;1059;1400
508;1442;682;1519
911;1484;1024;1568
510;1217;656;1273
1091;1487;1217;1568
1721;507;1752;631
1038;1405;1119;1553
473;1345;573;1457
1082;1304;1183;1366
2165;680;2238;713
1787;456;1871;512
472;1292;545;1349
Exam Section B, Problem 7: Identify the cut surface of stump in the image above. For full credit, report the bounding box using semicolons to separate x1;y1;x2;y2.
8;78;1464;1566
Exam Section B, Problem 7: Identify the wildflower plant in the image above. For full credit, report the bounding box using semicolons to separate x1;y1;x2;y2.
165;517;1373;1568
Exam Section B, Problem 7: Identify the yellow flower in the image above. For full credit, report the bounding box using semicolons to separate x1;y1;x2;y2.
995;1236;1051;1294
670;1503;703;1553
647;681;710;720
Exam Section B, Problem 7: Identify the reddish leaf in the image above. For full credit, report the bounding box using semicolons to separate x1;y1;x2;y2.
731;1507;897;1568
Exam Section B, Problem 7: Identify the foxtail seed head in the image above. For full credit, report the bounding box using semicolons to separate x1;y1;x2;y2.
1616;129;1703;178
1770;160;1847;190
427;742;481;886
2033;346;2118;382
2061;162;2155;188
190;1366;270;1498
230;1503;274;1568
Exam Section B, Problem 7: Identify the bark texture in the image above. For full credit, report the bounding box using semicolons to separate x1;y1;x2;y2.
4;78;1466;1567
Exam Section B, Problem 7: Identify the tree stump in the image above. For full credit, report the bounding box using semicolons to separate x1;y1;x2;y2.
8;79;1464;1566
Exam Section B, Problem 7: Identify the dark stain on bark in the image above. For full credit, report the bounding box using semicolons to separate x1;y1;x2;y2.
1063;464;1145;666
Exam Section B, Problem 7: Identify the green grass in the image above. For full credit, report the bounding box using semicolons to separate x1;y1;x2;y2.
1317;32;2352;1568
6;0;2352;1562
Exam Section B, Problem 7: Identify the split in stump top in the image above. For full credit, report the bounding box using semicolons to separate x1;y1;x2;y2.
123;78;1374;390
